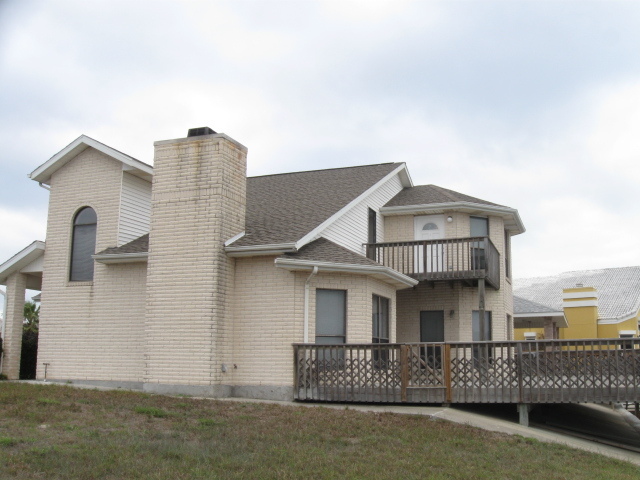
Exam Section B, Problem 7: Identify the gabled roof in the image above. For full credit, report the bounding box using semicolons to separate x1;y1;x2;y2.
514;267;640;323
0;241;45;289
381;184;525;234
227;162;408;250
275;238;417;289
29;135;153;185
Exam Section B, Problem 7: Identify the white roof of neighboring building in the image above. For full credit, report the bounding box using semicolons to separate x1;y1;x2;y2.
514;266;640;323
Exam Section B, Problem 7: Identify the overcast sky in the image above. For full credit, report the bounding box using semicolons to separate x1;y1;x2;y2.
1;0;639;288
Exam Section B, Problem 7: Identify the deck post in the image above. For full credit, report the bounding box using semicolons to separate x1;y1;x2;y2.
444;344;452;403
400;345;409;403
517;404;531;427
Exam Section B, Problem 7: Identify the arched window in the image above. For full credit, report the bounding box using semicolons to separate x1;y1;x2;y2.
422;222;438;231
70;207;97;281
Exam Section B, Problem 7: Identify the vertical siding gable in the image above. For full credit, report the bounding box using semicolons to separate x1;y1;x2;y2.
321;174;404;255
118;172;152;246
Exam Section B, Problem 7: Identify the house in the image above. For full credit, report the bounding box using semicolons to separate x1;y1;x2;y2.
513;267;640;340
0;127;524;400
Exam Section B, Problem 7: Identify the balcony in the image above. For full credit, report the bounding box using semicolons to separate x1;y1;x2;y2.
365;236;500;289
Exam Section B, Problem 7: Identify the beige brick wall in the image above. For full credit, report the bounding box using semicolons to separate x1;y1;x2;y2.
308;273;397;344
226;256;301;386
37;148;147;382
145;134;247;386
226;258;398;388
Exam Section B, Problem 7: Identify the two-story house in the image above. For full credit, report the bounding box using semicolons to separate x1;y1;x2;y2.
0;127;524;400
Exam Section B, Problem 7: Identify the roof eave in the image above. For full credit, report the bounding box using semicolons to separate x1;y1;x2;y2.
0;241;46;285
225;243;298;257
380;201;526;235
29;135;153;185
92;252;149;264
274;257;418;289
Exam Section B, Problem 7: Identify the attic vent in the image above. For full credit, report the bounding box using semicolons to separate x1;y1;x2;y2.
188;127;217;137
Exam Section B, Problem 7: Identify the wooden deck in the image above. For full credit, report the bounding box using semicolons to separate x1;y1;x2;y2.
294;339;640;405
365;236;500;289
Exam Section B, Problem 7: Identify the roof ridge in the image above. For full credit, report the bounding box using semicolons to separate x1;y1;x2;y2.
248;162;402;179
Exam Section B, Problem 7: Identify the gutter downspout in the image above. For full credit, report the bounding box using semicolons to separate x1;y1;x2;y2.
303;266;319;343
38;183;51;191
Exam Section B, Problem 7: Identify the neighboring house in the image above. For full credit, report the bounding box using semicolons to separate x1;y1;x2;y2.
514;267;640;340
0;127;524;400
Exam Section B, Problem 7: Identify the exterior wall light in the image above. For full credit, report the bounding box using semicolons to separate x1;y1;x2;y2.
447;216;453;223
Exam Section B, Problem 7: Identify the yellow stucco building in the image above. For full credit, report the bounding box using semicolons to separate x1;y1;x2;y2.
513;267;640;340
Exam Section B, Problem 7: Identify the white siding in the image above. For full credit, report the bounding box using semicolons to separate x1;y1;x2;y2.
321;174;404;254
118;172;151;245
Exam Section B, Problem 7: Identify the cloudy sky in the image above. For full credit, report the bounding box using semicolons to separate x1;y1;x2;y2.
1;0;639;289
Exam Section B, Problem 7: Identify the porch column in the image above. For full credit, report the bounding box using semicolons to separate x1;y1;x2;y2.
478;278;486;336
543;318;556;340
1;272;27;379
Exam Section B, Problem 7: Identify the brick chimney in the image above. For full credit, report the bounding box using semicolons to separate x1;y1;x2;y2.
144;128;247;395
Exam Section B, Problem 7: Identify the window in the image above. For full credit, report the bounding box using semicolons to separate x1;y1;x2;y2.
422;222;438;231
372;295;389;344
315;289;346;366
470;217;489;270
619;331;636;350
372;295;390;367
70;207;97;282
367;208;377;259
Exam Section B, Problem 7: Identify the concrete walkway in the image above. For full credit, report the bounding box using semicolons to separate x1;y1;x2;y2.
22;380;640;467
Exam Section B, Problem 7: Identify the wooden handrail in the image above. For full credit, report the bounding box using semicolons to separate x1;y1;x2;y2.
365;236;500;288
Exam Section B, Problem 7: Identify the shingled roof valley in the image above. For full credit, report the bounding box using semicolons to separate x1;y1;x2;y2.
281;237;382;266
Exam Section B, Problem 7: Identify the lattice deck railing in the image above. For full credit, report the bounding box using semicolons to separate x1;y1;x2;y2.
293;339;640;404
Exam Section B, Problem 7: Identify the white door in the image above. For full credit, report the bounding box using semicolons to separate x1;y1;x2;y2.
414;215;445;274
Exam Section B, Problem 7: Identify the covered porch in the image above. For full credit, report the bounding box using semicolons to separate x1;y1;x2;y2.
0;241;45;379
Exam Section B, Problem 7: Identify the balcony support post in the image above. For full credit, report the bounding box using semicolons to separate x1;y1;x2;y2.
478;278;486;333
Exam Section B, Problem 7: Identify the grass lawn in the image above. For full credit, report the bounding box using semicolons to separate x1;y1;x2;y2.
0;383;638;479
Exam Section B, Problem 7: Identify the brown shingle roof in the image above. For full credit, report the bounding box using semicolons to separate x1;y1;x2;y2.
385;184;500;208
96;163;402;256
96;234;149;256
281;237;381;266
232;162;403;247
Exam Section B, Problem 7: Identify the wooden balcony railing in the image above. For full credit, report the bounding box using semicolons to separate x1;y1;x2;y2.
365;236;500;288
294;339;640;404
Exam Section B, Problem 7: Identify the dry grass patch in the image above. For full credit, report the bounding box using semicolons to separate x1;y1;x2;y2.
0;383;638;479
